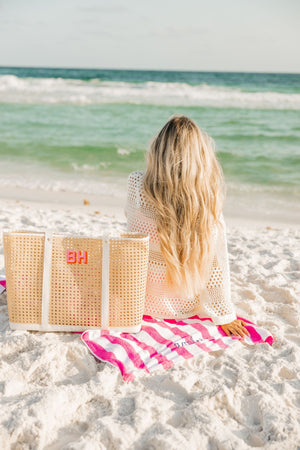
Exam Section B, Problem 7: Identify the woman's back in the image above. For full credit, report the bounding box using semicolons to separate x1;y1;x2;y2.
125;169;237;325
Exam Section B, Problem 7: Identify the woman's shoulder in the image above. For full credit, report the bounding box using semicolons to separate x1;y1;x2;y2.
127;170;144;185
128;170;144;178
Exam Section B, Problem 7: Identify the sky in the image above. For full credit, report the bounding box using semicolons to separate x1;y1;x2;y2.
0;0;299;73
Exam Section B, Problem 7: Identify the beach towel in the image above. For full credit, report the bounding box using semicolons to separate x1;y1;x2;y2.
0;279;6;295
75;314;276;382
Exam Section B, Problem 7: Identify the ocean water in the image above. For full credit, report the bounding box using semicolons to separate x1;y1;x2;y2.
0;67;299;208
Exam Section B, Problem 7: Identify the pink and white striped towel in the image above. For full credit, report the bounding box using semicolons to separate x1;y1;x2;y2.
75;315;276;382
0;279;6;295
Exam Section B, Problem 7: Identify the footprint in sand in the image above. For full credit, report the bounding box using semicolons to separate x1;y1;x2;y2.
278;365;296;380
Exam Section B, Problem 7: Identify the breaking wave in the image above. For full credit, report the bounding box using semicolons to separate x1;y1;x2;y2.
0;75;299;109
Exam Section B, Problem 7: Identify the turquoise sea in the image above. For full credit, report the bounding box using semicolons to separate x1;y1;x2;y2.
0;67;299;210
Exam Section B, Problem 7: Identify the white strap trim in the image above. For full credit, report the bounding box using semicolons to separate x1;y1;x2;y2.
41;229;53;328
101;234;110;330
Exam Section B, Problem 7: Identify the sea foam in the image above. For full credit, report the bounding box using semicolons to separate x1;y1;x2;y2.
0;75;299;109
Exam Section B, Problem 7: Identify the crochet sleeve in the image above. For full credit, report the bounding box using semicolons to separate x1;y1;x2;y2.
201;213;237;326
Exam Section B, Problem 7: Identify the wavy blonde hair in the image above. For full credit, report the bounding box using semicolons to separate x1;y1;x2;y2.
142;114;225;298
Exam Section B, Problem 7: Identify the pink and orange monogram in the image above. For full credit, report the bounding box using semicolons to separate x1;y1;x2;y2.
66;250;88;264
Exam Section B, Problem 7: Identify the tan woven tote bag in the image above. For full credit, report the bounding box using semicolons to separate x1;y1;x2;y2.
3;229;149;333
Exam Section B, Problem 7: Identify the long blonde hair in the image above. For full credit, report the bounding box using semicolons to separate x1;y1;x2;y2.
142;114;225;298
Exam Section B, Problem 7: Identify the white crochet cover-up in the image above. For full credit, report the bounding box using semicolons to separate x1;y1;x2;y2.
124;170;237;326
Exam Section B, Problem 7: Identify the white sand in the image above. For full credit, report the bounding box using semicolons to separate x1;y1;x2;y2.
0;188;299;449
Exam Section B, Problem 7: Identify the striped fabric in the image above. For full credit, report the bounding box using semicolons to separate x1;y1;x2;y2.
76;315;276;382
0;278;6;295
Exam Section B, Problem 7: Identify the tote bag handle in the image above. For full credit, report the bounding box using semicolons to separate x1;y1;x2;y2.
101;233;110;330
42;229;53;328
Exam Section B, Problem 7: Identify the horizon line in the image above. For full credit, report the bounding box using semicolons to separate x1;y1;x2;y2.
0;65;299;76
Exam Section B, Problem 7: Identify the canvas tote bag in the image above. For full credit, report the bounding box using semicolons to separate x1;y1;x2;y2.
3;229;149;332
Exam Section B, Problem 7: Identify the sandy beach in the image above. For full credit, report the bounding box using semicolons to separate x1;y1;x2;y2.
1;0;299;443
0;188;299;449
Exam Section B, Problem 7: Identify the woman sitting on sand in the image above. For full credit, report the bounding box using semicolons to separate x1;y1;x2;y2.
125;114;250;339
